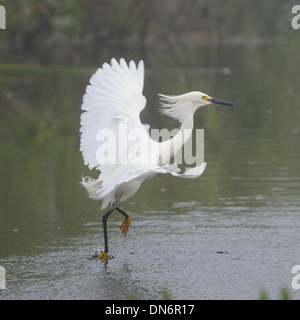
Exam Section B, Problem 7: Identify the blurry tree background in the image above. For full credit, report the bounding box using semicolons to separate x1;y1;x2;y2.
0;0;297;67
1;0;299;145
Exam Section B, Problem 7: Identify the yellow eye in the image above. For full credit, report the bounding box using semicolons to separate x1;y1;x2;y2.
202;96;210;101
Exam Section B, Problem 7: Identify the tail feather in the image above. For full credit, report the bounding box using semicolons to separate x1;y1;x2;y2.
80;176;102;200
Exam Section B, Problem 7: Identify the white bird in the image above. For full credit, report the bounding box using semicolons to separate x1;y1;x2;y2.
80;58;235;260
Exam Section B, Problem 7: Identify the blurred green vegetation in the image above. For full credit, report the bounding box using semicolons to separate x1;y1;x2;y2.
259;288;292;300
0;0;298;67
127;287;292;300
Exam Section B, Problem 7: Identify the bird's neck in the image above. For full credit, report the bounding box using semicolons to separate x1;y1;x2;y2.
159;116;194;165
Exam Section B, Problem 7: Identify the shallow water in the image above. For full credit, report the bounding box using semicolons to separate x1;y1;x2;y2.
1;42;300;299
1;170;300;299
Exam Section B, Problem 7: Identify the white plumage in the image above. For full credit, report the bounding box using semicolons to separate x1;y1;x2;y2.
80;58;209;210
79;58;235;259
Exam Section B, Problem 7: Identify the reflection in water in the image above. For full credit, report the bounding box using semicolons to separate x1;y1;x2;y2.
0;42;300;299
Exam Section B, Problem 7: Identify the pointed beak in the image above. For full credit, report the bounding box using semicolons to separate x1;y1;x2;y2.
207;97;236;107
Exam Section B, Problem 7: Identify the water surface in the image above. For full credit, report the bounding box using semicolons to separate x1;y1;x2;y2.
0;42;300;299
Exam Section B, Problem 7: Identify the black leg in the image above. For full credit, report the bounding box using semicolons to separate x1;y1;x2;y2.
116;206;129;219
102;204;118;253
116;206;131;236
98;202;131;259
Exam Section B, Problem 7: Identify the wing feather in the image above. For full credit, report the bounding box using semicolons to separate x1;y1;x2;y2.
80;58;149;172
80;58;207;208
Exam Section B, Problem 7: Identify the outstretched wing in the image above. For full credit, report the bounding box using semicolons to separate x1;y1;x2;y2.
80;58;207;208
80;58;149;173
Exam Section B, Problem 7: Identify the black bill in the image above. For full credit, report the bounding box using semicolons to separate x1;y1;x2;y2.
208;97;236;107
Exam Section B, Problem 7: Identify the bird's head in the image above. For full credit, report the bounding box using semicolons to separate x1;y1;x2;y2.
159;91;236;122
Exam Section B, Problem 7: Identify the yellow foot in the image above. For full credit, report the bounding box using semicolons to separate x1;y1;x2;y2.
96;251;108;260
120;216;131;237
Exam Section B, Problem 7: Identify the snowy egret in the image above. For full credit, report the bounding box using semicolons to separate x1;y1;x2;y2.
80;58;235;259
